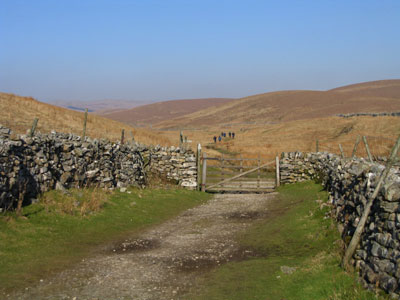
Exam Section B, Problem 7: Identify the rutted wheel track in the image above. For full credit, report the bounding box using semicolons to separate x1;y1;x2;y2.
10;193;276;300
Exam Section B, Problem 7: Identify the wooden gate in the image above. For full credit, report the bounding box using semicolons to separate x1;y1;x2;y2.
200;154;279;193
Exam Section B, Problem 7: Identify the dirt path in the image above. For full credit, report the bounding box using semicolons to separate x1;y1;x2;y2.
10;193;276;300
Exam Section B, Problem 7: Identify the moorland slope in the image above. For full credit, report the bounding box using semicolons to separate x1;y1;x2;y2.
102;98;235;126
150;80;400;160
155;79;400;129
0;92;171;145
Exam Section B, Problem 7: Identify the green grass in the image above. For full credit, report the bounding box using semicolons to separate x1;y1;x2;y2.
0;187;211;292
187;182;388;300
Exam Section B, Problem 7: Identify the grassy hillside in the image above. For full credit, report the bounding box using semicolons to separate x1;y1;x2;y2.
102;98;235;126
0;92;172;145
329;79;400;96
157;116;399;161
3;79;398;159
147;80;400;160
155;80;400;129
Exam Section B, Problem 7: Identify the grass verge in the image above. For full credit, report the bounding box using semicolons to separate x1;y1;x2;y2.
0;187;211;292
187;181;389;300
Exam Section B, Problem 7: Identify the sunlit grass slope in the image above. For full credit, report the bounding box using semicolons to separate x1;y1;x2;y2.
155;79;400;129
0;92;172;145
158;116;399;161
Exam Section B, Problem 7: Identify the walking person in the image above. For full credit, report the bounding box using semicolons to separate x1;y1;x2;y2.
232;132;235;139
218;136;222;142
213;136;217;143
229;132;232;138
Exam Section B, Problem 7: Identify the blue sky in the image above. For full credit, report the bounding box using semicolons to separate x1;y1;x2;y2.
1;0;399;102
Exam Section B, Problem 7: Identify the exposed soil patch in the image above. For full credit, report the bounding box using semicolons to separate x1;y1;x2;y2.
170;246;265;273
9;193;276;300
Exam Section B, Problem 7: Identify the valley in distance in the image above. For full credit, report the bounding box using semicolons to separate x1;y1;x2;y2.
1;79;400;161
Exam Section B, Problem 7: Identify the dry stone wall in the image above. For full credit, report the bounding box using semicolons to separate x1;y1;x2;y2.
338;112;400;118
280;151;400;297
0;126;198;210
146;146;198;189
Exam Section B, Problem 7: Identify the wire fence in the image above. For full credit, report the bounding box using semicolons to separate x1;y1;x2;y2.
315;135;397;160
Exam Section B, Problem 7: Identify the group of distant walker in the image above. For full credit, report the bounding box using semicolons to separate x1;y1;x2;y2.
213;131;235;143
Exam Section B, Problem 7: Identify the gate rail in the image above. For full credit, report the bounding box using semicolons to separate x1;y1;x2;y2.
199;152;280;193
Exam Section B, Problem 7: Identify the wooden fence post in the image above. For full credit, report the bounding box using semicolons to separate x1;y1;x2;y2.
352;136;360;158
30;118;39;137
316;139;319;152
82;108;88;138
179;131;183;148
362;136;373;162
339;144;345;159
197;144;201;191
121;129;125;144
239;154;243;189
201;153;207;192
275;156;280;187
342;134;400;271
221;154;224;188
257;154;261;190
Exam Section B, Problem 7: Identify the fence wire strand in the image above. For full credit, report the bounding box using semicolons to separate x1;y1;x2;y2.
316;135;398;159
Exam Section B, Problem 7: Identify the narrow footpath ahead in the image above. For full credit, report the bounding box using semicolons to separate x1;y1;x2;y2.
11;193;275;300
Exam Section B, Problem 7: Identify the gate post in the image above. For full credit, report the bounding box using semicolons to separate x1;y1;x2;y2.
220;154;224;188
201;153;207;192
275;156;280;187
197;144;201;191
257;154;261;190
239;154;243;189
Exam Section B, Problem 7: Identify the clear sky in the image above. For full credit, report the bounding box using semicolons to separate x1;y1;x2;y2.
1;0;400;102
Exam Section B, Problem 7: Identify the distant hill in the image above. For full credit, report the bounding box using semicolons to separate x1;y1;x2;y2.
154;79;400;129
0;92;171;145
48;99;152;114
66;106;95;112
329;79;400;96
102;98;235;126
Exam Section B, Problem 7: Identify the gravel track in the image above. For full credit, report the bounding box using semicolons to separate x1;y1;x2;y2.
10;193;276;300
